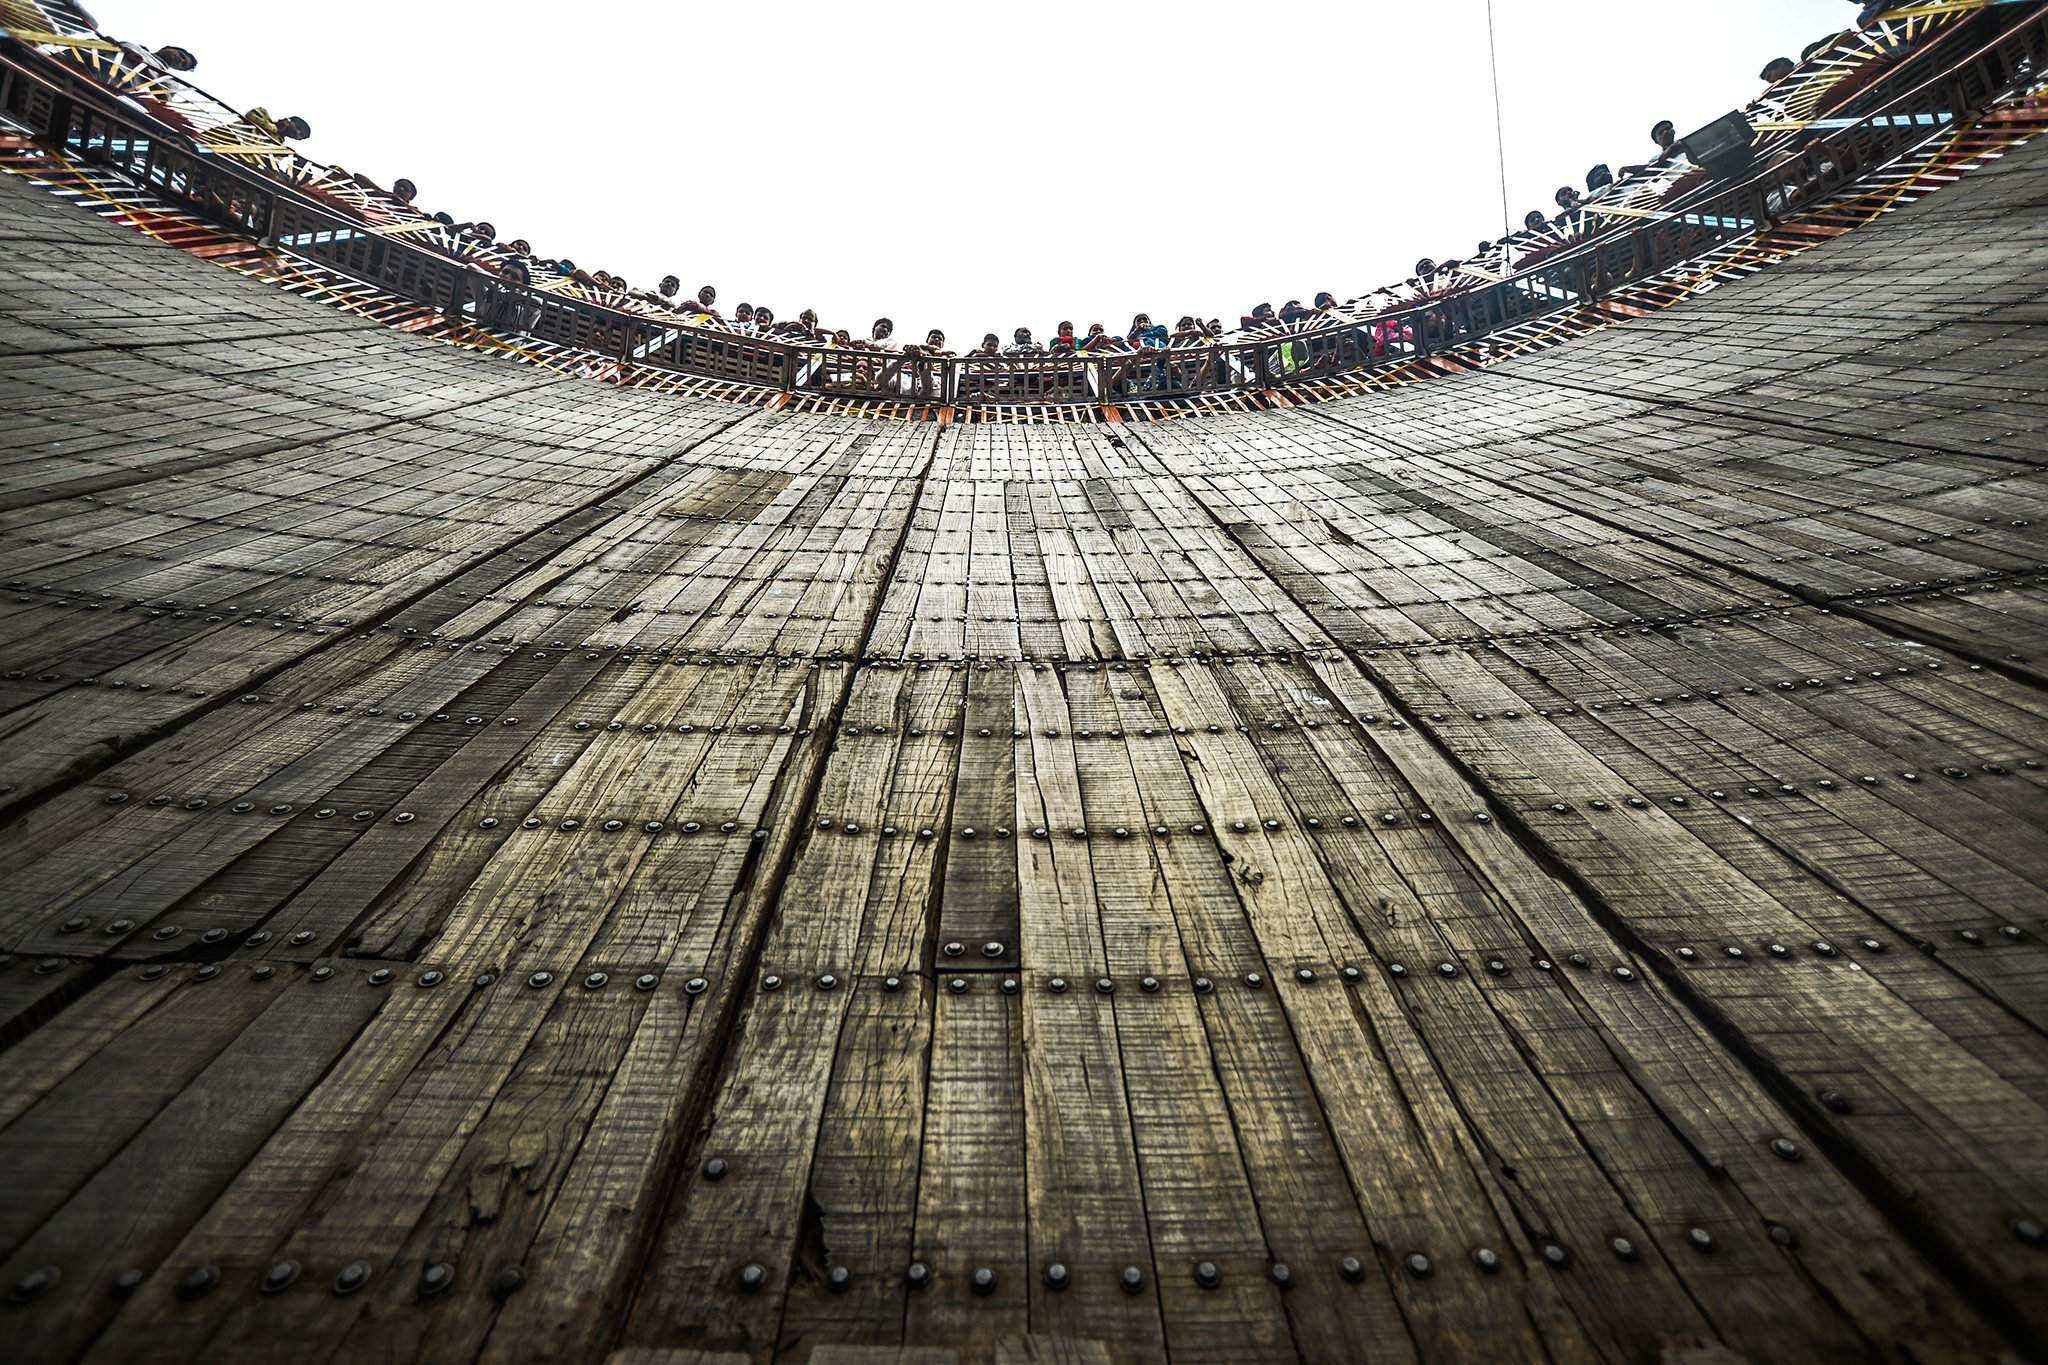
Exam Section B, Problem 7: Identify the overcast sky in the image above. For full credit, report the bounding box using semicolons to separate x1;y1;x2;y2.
94;0;1853;341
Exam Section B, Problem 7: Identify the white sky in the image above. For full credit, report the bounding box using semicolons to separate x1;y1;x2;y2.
93;0;1852;342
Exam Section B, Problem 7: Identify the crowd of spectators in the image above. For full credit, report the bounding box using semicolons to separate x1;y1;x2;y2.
50;0;1924;383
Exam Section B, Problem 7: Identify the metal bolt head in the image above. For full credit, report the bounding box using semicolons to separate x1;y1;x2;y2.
1770;1137;1801;1161
490;1265;526;1300
1541;1243;1570;1268
1194;1260;1220;1289
334;1261;371;1295
1044;1262;1070;1290
1270;1262;1293;1288
420;1262;455;1296
1820;1089;1853;1114
1610;1237;1638;1262
527;970;554;989
704;1157;729;1181
261;1261;299;1294
906;1260;931;1289
1686;1227;1715;1252
2013;1218;2047;1248
176;1264;220;1300
1120;1264;1145;1294
1403;1252;1431;1279
9;1267;57;1303
738;1263;766;1293
1339;1255;1365;1282
972;1267;996;1295
1471;1247;1501;1273
827;1265;851;1292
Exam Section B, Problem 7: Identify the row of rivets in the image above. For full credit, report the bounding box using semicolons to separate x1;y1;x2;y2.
739;960;1662;995
9;1259;520;1305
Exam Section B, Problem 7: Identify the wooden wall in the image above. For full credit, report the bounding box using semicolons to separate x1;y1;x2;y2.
0;130;2045;1364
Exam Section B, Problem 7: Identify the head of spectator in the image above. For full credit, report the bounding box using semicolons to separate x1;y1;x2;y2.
510;239;531;256
977;333;1000;356
734;303;755;326
1175;315;1198;334
1314;292;1337;309
1087;323;1107;339
1414;259;1436;279
1801;36;1832;62
154;45;197;71
658;275;680;298
871;318;894;345
1011;326;1036;351
472;221;497;242
1054;320;1076;344
392;178;417;203
1760;56;1795;82
1279;299;1312;322
275;115;312;140
754;306;775;327
501;258;530;288
926;329;947;351
833;328;853;345
1205;318;1223;337
1652;120;1677;153
800;308;819;334
1129;313;1152;337
1523;209;1548;232
1586;163;1613;192
1554;186;1581;210
697;285;717;310
432;210;455;227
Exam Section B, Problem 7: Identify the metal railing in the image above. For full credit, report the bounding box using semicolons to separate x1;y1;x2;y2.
3;3;2044;411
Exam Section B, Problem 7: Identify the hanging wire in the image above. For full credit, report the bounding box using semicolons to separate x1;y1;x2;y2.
1484;0;1512;240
